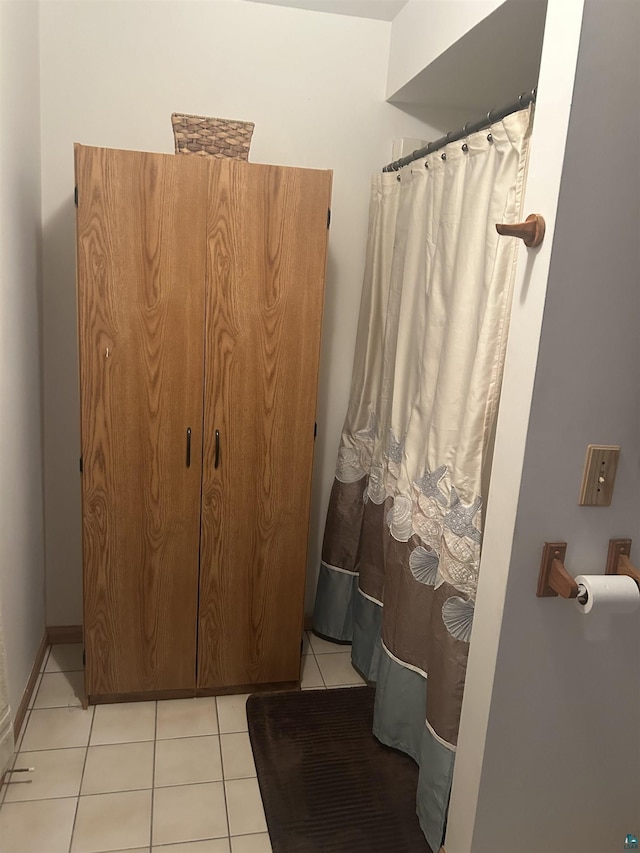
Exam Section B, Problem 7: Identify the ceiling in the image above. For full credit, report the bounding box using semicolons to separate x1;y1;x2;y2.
244;0;409;22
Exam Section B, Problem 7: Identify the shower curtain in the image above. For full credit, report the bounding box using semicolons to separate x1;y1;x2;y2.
313;106;532;850
0;609;14;775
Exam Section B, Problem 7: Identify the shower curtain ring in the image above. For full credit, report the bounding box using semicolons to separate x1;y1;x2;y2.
462;122;471;152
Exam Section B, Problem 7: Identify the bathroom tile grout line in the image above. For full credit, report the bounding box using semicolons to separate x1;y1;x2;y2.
4;641;361;851
0;772;260;807
68;700;95;853
1;670;40;806
217;699;233;843
315;646;328;689
149;700;158;849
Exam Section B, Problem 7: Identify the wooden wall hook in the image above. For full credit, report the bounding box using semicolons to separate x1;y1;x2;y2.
537;542;579;598
605;538;640;587
496;213;545;248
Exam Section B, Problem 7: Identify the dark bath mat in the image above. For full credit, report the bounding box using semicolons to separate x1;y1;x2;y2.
246;686;433;853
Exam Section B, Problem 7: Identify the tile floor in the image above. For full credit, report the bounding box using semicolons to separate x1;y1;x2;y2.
0;634;365;853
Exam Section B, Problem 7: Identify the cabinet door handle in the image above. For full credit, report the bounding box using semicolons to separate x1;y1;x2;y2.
214;429;220;469
186;428;192;468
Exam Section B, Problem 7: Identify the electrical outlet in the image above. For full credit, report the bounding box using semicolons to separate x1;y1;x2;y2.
578;444;620;506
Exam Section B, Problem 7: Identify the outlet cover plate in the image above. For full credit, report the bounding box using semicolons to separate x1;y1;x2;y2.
578;444;620;506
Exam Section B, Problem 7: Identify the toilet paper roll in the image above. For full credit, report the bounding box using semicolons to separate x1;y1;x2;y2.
574;574;640;615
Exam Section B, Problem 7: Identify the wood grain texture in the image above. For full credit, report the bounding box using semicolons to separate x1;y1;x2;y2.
197;680;299;697
13;631;48;742
87;681;300;704
76;145;208;696
198;159;332;689
89;688;195;705
47;625;83;644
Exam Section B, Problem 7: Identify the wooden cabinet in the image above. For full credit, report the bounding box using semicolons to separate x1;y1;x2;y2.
75;144;332;702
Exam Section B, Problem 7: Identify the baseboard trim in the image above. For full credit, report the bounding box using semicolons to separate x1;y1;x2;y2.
47;625;83;644
89;688;195;705
87;680;301;705
198;680;299;697
304;613;313;631
13;630;48;741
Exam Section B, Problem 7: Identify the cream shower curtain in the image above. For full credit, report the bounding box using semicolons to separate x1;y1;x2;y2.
313;107;532;850
0;610;14;775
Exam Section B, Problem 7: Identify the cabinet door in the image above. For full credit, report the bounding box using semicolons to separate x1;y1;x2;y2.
198;161;332;688
76;145;207;697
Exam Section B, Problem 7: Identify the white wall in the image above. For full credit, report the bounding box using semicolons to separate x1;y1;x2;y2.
386;0;547;141
387;0;502;100
0;0;46;714
39;0;438;624
448;1;640;850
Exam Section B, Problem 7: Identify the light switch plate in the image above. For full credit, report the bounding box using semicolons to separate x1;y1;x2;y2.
578;444;620;506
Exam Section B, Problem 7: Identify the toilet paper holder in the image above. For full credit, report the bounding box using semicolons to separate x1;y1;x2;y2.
537;542;580;599
605;538;640;587
537;539;640;600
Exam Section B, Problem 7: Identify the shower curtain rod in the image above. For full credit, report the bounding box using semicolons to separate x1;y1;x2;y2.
382;89;536;172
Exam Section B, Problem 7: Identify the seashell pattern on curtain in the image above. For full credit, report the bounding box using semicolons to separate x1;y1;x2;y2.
314;106;533;851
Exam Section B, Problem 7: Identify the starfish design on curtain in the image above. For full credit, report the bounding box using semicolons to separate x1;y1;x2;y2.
386;431;404;464
444;487;482;543
355;409;378;442
414;465;448;506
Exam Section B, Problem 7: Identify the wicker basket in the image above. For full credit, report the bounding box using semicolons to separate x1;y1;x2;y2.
171;113;254;160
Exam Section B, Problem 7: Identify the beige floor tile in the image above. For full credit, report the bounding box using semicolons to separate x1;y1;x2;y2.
230;834;272;853
71;789;152;853
46;643;84;673
91;701;156;745
4;747;86;802
215;695;249;734
152;783;228;846
225;778;267;836
39;646;52;672
220;732;256;780
154;736;222;787
27;673;43;709
315;652;365;687
153;840;230;852
307;632;350;655
300;654;324;689
15;708;31;751
156;698;218;740
301;633;311;655
21;706;94;751
0;796;77;852
33;670;84;709
81;741;154;794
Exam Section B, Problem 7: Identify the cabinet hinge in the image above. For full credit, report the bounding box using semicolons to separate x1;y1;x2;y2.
79;455;83;474
327;208;331;229
74;186;78;207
